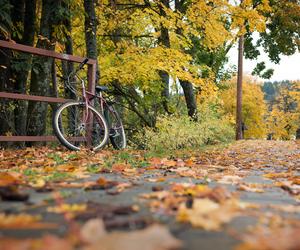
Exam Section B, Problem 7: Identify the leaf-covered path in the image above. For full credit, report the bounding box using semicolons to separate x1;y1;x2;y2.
0;140;299;250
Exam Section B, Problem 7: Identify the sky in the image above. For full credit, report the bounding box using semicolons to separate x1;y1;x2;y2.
225;0;300;83
227;43;300;83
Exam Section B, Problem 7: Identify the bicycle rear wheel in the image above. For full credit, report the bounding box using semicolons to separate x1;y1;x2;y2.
53;102;108;151
104;105;126;149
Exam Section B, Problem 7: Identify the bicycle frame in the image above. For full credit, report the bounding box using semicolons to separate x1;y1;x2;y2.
80;78;104;113
77;76;114;146
76;75;116;116
58;60;126;149
66;62;110;115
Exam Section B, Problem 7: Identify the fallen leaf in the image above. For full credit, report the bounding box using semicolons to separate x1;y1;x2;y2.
269;204;300;213
0;172;21;187
275;181;300;195
238;183;264;193
0;186;29;201
236;226;300;250
47;203;87;213
140;191;170;200
56;163;76;172
0;213;57;229
177;198;249;231
80;218;106;244
263;172;292;179
218;175;243;185
30;179;46;188
81;219;182;250
149;157;162;166
163;159;177;167
147;177;166;183
111;163;131;172
85;177;119;190
74;202;139;225
152;186;164;192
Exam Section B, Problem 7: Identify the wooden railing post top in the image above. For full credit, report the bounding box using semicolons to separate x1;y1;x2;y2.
0;40;97;65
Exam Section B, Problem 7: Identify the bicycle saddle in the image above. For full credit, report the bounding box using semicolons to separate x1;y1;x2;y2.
95;86;109;92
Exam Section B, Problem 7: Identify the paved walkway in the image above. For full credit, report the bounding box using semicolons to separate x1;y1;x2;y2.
0;140;299;250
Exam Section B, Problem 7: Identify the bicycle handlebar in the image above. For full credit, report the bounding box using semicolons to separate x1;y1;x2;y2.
71;58;89;76
78;58;89;70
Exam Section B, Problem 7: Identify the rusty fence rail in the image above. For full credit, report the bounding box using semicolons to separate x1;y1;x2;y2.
0;39;97;142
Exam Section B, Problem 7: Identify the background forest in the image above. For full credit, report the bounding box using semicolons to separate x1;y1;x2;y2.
0;0;299;150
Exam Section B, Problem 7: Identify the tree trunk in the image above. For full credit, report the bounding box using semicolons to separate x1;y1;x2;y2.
61;0;75;99
12;0;36;146
0;1;14;146
179;80;197;119
0;48;14;144
26;0;55;144
84;0;99;83
296;128;300;139
158;0;171;114
175;0;198;119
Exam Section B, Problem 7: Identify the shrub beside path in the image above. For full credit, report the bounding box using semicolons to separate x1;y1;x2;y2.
0;140;299;250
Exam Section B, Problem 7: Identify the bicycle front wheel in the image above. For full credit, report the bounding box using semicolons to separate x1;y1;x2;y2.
53;102;109;151
104;105;126;149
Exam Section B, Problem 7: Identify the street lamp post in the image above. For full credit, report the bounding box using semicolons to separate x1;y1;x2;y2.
236;0;244;140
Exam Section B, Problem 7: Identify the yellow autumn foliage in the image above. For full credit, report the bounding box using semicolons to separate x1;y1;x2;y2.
68;0;271;93
220;78;267;139
265;81;300;140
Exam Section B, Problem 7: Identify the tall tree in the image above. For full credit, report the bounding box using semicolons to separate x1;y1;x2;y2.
175;0;198;119
61;0;75;99
157;0;171;114
0;0;14;142
221;78;267;139
26;0;57;142
245;0;300;78
11;0;37;143
265;81;300;140
84;0;98;72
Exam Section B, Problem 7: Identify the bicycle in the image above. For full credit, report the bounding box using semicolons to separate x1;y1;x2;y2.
53;58;126;151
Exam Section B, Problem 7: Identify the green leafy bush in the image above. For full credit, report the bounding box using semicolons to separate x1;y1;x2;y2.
136;103;234;151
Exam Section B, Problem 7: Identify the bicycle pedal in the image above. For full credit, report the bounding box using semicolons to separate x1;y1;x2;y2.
109;129;119;137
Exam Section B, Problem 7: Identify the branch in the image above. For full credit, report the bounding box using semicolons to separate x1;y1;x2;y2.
99;34;154;38
111;82;153;127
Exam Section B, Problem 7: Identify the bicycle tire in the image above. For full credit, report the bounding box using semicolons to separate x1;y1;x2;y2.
104;105;126;149
53;101;109;151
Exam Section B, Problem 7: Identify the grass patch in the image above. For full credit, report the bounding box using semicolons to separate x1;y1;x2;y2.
47;153;65;165
87;164;101;173
45;172;72;182
23;169;39;177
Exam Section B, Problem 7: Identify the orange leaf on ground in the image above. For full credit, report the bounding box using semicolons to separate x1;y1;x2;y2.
47;203;87;214
263;172;293;179
56;163;76;172
0;213;58;229
111;163;131;172
0;172;22;187
149;157;162;166
238;183;264;193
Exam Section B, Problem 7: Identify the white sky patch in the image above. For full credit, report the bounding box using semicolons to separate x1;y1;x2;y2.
227;42;300;82
225;1;300;82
